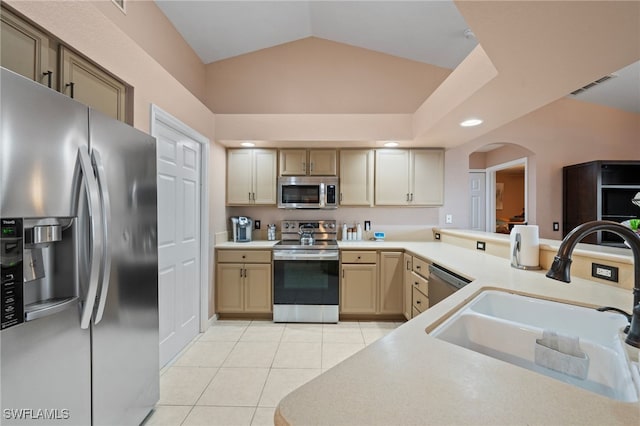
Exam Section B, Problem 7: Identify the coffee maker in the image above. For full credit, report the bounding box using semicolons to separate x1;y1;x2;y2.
230;216;253;242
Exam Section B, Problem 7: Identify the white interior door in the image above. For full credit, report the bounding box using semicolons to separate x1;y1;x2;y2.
156;120;202;367
469;171;486;231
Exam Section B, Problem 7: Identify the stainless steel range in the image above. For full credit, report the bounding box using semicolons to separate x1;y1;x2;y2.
273;220;339;323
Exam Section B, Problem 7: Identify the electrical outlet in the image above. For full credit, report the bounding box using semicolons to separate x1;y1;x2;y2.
445;214;453;224
476;241;486;251
591;263;618;282
254;220;261;230
364;220;371;231
553;222;560;232
434;232;441;240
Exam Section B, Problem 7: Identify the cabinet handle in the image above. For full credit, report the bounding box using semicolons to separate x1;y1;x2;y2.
242;255;246;259
302;162;306;173
406;260;411;270
416;300;421;304
406;193;409;202
414;282;419;286
310;162;314;172
340;193;343;202
416;265;421;269
240;268;243;278
410;193;414;201
43;71;52;88
252;192;255;201
65;82;75;99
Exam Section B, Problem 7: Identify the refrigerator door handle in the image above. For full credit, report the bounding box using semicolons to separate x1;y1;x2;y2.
92;149;111;324
76;145;104;329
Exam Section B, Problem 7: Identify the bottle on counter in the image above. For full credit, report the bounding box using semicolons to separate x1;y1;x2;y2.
342;223;348;241
347;228;354;240
356;223;363;241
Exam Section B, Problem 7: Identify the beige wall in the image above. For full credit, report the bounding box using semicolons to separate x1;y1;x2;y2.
92;0;206;103
205;37;450;114
443;97;639;239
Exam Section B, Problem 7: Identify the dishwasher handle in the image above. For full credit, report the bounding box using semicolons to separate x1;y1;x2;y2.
428;264;471;291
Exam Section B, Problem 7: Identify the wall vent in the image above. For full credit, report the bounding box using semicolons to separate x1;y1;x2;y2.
570;74;617;96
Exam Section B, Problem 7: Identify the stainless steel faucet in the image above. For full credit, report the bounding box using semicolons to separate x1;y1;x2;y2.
545;220;640;348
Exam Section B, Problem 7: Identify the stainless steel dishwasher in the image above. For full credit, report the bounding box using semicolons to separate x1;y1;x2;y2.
428;264;472;306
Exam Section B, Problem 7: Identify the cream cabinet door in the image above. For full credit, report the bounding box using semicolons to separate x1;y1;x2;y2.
375;149;410;205
340;150;372;206
308;149;337;176
378;252;404;315
279;149;307;175
340;264;377;314
60;47;126;122
403;253;413;320
244;264;272;313
227;149;253;205
252;149;277;205
0;9;53;87
411;149;444;206
216;263;244;313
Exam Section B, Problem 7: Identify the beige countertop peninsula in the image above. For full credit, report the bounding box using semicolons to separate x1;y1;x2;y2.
275;239;639;425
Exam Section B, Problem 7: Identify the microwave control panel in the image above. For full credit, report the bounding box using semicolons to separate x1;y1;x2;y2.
1;218;24;330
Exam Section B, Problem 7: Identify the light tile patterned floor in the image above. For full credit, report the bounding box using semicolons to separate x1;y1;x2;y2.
144;320;401;426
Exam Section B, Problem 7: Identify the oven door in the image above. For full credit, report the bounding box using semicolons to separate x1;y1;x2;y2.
273;252;339;322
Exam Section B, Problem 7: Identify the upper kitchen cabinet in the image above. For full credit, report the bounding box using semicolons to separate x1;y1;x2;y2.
339;149;373;206
563;160;640;246
279;149;337;176
375;149;444;206
1;7;129;123
60;47;126;122
227;149;277;206
0;8;55;88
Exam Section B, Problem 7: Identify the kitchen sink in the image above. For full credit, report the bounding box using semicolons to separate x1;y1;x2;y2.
430;290;639;402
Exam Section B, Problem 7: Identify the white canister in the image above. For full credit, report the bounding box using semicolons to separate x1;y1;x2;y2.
510;225;541;269
342;224;348;241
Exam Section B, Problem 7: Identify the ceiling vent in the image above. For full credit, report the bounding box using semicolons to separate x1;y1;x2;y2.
570;74;617;96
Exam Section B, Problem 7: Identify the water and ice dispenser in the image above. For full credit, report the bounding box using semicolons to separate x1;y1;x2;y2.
1;217;77;330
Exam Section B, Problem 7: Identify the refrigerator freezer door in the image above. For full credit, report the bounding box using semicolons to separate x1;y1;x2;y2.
88;110;159;426
1;307;91;426
0;68;88;218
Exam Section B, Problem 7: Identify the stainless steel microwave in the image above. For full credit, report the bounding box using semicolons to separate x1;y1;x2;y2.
277;176;339;209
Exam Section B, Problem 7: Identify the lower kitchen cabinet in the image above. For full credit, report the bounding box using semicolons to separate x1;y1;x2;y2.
216;250;272;314
340;250;404;317
340;263;377;314
403;253;413;320
410;255;430;317
378;251;404;315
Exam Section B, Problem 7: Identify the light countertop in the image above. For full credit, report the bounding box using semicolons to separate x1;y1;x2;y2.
274;240;639;425
215;240;279;248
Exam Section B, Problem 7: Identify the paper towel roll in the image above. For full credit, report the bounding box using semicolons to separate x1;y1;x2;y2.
510;225;540;268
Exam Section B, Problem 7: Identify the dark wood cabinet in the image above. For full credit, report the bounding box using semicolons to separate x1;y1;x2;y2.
563;161;640;246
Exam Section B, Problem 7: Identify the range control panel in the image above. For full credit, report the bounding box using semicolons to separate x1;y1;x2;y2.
1;218;23;330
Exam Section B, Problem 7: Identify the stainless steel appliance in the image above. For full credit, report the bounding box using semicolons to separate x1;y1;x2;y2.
428;264;471;307
273;220;339;323
277;176;339;209
231;216;253;242
0;68;158;426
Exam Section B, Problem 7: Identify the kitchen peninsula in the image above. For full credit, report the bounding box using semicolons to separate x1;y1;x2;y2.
273;230;638;425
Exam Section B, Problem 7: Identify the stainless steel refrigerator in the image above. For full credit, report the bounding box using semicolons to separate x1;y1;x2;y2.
0;67;159;425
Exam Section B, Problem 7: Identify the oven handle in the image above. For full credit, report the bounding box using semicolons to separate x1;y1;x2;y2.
273;251;339;261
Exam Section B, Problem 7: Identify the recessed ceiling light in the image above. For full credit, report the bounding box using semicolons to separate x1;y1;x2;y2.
241;142;255;147
460;118;483;127
384;142;399;147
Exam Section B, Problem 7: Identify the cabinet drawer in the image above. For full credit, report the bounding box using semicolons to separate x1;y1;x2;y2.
412;286;429;313
412;257;430;278
341;251;377;264
410;272;428;296
217;250;271;263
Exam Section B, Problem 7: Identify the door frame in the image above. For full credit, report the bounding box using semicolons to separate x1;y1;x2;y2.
150;104;210;332
485;157;528;232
